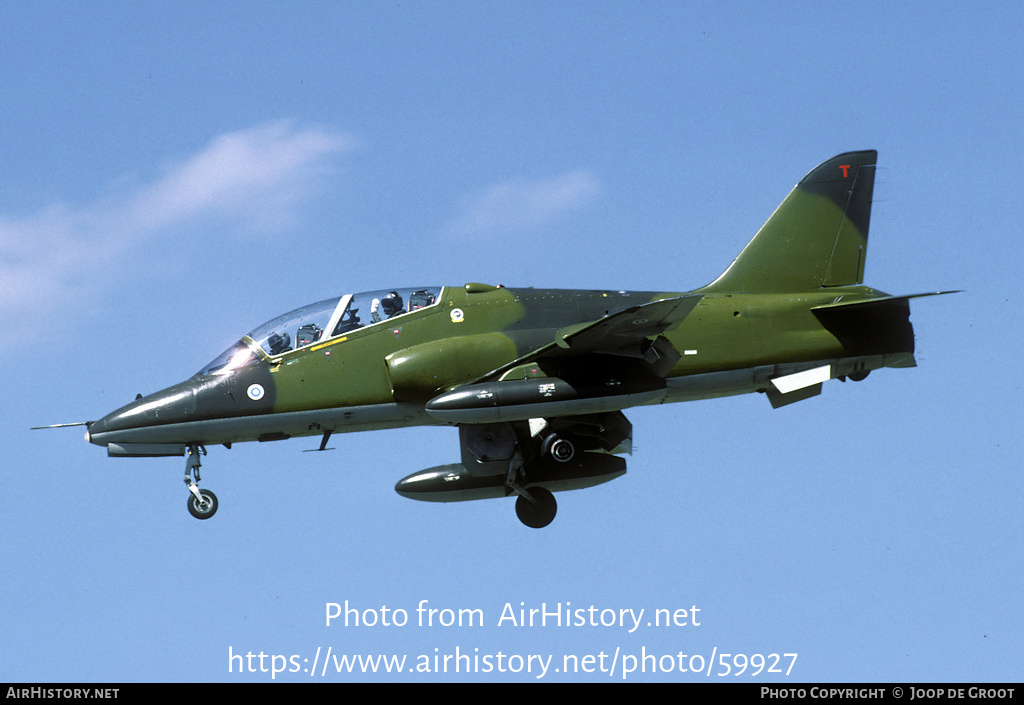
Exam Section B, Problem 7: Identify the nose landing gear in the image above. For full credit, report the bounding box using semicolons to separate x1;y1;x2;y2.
184;445;218;520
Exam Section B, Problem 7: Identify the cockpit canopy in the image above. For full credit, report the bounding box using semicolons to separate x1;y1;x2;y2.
199;286;442;376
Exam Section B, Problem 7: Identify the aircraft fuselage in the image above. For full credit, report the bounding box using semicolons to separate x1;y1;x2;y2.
85;282;914;456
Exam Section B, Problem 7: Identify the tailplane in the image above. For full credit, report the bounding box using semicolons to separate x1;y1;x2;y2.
702;150;877;294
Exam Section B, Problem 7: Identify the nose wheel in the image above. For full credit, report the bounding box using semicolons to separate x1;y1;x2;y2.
184;445;218;520
187;488;218;519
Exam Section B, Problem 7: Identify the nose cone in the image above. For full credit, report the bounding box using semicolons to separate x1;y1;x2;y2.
87;380;198;447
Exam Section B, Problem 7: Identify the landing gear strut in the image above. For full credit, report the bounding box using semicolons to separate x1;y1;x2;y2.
506;457;558;529
395;415;630;528
184;445;218;520
456;416;630;529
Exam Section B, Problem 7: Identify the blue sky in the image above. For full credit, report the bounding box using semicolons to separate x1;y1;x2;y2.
2;2;1021;683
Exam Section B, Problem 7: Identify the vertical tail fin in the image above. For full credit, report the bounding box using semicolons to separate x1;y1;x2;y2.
701;150;877;294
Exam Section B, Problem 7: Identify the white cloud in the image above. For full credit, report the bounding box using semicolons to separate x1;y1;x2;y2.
126;121;353;233
443;169;601;238
0;121;355;341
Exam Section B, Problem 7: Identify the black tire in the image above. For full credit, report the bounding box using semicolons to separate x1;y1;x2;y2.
187;489;218;520
515;487;557;529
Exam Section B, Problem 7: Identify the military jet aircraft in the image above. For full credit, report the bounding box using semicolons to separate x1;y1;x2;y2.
39;151;954;527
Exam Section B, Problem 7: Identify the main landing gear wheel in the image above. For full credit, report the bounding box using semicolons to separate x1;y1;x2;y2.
187;489;218;520
515;486;557;529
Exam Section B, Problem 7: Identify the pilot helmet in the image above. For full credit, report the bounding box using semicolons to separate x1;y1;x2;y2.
381;291;404;316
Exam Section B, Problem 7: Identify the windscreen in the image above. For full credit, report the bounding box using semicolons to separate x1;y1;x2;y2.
246;297;342;356
197;287;441;376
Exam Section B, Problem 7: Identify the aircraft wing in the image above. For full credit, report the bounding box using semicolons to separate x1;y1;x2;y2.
470;294;702;385
553;294;703;353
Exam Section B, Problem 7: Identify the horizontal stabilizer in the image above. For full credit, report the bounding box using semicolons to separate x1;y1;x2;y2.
812;291;959;357
811;290;961;312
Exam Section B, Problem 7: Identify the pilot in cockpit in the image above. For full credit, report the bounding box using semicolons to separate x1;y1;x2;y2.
371;291;404;323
